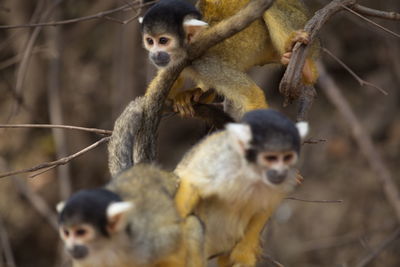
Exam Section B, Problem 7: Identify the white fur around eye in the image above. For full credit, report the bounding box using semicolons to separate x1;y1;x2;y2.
296;121;309;139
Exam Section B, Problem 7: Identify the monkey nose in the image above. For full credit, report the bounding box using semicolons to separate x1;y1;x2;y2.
267;169;288;184
68;245;89;260
150;52;170;67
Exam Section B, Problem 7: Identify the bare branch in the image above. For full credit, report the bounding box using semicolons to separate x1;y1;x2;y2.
0;216;16;267
318;62;400;224
0;137;110;179
352;4;400;20
279;0;358;104
355;227;400;267
12;178;58;231
323;48;388;95
0;1;157;30
285;197;343;204
342;4;400;39
0;124;112;135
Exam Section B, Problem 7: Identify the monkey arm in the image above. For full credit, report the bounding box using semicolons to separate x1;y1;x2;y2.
175;179;201;218
228;211;272;267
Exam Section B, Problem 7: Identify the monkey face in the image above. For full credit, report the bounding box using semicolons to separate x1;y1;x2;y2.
256;151;298;185
59;223;96;260
143;33;185;68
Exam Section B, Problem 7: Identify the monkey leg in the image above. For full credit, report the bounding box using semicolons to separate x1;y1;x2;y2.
175;179;201;218
184;215;206;267
229;211;271;267
172;88;216;117
192;58;268;119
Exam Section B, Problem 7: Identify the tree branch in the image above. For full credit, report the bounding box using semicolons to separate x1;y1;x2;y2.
0;137;110;179
0;124;112;135
352;5;400;21
0;1;156;29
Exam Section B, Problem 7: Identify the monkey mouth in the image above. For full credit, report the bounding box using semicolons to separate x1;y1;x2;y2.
266;170;287;185
154;60;170;67
68;245;89;260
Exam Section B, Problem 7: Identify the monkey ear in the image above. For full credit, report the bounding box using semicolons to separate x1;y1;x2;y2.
106;201;134;233
226;123;252;153
138;16;143;24
183;18;208;43
56;201;65;213
296;121;309;139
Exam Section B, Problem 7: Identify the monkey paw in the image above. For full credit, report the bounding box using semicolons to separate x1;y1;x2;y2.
230;249;257;267
172;88;204;117
281;30;310;65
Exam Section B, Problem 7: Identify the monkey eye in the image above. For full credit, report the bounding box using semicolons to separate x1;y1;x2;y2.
75;228;87;237
159;37;169;45
283;153;295;162
264;155;278;163
63;229;70;237
146;38;154;45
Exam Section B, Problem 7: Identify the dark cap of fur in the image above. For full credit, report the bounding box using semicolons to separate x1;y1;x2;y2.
141;0;201;38
241;109;301;154
59;189;121;237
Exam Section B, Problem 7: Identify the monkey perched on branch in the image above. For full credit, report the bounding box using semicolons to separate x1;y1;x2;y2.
141;0;319;119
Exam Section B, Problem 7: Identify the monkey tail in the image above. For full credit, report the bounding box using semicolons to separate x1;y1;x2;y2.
108;97;145;177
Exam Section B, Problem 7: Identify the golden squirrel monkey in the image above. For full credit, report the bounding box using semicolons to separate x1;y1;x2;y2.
57;98;205;267
141;0;318;119
174;109;309;266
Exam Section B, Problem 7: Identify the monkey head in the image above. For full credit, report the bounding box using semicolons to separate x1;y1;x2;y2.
226;109;308;189
140;0;208;68
57;189;134;264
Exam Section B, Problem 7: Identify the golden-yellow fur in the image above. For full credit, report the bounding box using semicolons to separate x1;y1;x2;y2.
161;0;319;118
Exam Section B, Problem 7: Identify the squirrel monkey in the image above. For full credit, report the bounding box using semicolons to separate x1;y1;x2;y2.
57;99;205;267
174;109;309;266
141;0;318;119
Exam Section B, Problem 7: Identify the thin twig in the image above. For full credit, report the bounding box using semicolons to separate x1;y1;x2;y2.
302;138;327;145
0;1;156;29
286;197;343;203
318;62;400;224
342;4;400;38
353;4;400;20
0;137;110;179
355;227;400;267
0;124;112;135
323;48;388;95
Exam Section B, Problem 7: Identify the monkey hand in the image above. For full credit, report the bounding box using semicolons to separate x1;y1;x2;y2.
281;30;310;65
229;244;259;267
172;88;215;117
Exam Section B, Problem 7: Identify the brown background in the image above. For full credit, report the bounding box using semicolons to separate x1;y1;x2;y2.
0;0;399;266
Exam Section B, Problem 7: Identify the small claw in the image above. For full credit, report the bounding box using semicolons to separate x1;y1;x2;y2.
281;52;291;65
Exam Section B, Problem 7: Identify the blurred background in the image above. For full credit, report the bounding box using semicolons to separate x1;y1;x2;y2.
0;0;399;266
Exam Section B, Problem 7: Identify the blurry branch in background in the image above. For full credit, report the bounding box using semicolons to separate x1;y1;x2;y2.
0;1;157;29
12;178;58;231
0;216;16;267
355;227;400;267
322;48;388;95
352;4;400;20
285;197;343;204
342;5;400;38
317;63;400;224
10;0;64;120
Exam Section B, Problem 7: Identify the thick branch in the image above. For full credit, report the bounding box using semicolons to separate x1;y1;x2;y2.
279;0;358;104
